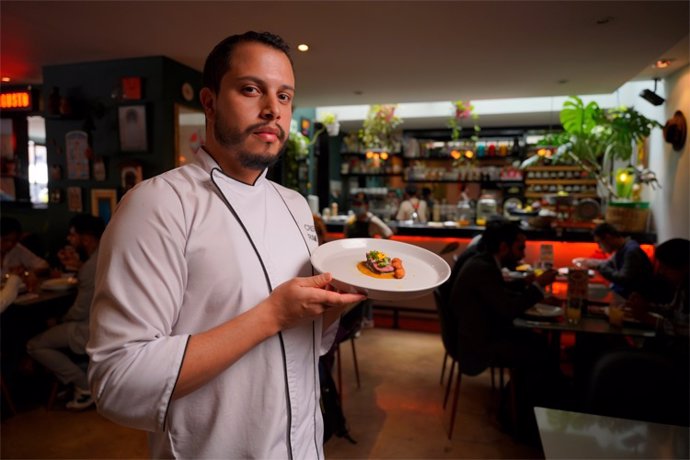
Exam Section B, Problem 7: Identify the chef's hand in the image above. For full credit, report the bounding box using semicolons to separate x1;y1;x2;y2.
262;273;366;331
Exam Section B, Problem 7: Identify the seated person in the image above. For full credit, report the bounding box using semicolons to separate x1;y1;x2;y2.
344;192;393;239
449;220;557;376
575;223;653;298
1;217;49;277
26;214;105;410
396;185;427;223
628;238;689;345
449;220;561;440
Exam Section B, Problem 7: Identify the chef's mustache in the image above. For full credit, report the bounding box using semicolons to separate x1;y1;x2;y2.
245;122;286;142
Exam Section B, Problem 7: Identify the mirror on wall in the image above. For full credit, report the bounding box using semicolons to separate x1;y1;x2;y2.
175;104;205;167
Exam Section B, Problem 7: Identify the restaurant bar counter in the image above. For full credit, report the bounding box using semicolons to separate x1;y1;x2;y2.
324;221;656;325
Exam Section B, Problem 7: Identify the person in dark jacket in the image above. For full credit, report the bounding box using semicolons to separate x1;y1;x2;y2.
575;223;654;299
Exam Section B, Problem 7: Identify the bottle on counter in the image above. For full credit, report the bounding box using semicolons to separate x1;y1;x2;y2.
330;201;339;217
432;203;441;222
475;193;498;226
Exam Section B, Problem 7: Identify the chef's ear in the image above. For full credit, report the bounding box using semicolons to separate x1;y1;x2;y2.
200;87;216;118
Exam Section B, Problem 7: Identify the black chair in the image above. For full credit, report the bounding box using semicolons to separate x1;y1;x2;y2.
585;349;689;426
333;304;363;403
434;287;518;439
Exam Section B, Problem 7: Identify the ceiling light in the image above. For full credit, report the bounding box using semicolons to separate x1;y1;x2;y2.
654;59;673;69
1;77;10;82
639;78;665;106
297;44;309;52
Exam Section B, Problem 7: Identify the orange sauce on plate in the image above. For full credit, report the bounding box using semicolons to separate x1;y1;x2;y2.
356;261;396;280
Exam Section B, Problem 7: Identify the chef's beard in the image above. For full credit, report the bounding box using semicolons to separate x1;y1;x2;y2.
214;115;287;170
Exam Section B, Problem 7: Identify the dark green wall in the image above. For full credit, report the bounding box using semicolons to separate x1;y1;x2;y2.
2;56;202;259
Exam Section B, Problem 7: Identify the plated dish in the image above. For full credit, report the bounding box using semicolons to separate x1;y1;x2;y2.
41;277;78;291
310;238;451;301
524;303;563;318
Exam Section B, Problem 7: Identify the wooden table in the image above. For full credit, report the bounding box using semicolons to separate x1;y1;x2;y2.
535;406;689;459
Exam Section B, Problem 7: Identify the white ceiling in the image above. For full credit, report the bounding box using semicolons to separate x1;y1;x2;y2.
2;1;688;128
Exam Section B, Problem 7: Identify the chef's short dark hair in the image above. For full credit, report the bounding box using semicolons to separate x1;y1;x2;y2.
203;31;292;94
593;222;621;238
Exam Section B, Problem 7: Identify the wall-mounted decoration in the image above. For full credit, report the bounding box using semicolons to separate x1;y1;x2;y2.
93;157;107;181
175;104;205;167
181;82;194;102
65;130;90;179
0;177;15;201
50;164;62;181
118;105;148;152
300;117;311;137
120;161;143;193
91;188;118;223
121;76;142;100
67;186;83;212
49;188;63;204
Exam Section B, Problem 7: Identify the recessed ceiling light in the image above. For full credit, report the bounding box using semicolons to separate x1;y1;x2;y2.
1;77;10;82
654;59;673;69
557;79;569;85
297;44;309;52
354;90;363;95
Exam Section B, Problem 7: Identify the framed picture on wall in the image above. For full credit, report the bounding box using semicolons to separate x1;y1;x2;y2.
67;186;83;212
65;130;90;179
118;105;148;152
120;161;143;193
90;188;118;223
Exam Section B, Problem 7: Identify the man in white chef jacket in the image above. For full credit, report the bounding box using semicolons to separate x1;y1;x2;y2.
87;31;365;459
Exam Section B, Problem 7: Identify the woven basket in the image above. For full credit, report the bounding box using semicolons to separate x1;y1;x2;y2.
605;202;650;233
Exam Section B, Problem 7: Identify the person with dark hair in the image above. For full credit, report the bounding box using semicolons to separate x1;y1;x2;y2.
1;216;49;277
448;220;561;441
87;31;364;458
628;238;689;339
396;185;428;223
344;192;393;239
449;220;557;376
26;214;105;410
574;222;654;298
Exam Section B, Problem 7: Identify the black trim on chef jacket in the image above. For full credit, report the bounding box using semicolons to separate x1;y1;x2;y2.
210;168;320;460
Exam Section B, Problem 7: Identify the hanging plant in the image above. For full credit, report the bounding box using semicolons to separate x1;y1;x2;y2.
358;104;403;151
448;100;480;142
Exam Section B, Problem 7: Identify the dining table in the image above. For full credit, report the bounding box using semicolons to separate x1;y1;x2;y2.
535;406;689;459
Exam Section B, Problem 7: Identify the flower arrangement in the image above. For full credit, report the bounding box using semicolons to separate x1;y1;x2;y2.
358;104;403;151
448;100;480;142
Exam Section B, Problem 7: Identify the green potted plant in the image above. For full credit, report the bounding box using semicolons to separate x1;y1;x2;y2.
319;112;340;137
358;104;403;152
528;96;662;201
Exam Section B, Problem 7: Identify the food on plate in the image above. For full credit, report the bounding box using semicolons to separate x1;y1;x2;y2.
357;250;405;279
515;263;532;272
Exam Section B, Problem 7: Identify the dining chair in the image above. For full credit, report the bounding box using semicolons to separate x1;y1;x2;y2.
334;304;364;403
434;287;518;440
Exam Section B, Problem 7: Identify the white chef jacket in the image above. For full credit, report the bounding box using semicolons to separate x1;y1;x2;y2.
87;149;338;459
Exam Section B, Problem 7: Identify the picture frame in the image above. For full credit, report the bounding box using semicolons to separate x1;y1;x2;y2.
118;105;148;152
65;130;90;179
90;188;118;223
120;161;143;192
121;76;142;100
67;186;83;212
300;117;311;137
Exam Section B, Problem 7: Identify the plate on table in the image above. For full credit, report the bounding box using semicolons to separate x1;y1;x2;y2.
40;277;78;291
557;267;596;277
310;238;451;301
524;303;563;318
600;306;642;324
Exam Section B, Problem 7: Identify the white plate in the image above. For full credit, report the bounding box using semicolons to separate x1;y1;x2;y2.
40;277;78;291
525;303;563;318
557;267;595;277
310;238;451;301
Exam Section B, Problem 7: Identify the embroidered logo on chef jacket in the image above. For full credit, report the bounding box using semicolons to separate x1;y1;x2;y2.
304;224;317;243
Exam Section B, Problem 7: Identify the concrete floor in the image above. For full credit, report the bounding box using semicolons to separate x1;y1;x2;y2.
1;327;541;459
